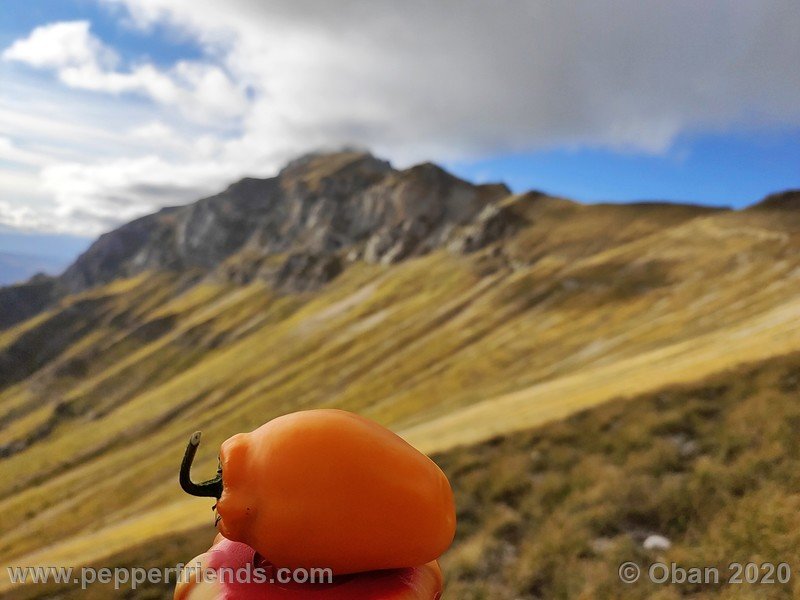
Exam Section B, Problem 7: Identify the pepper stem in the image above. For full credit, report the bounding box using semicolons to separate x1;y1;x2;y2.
180;431;223;499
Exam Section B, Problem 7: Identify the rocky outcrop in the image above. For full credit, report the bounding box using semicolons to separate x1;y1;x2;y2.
2;151;519;328
60;207;183;293
448;199;527;254
59;151;513;294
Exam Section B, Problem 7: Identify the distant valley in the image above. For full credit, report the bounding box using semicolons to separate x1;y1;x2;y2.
0;251;68;286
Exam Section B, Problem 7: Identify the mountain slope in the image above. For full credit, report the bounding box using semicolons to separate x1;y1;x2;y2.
0;152;798;594
6;350;800;599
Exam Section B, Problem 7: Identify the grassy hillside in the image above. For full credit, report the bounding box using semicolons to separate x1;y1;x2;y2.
0;196;799;595
439;351;800;599
8;350;800;599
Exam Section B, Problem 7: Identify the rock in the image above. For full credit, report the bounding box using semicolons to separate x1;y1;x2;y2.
449;202;524;254
273;252;343;292
668;433;699;458
643;535;672;551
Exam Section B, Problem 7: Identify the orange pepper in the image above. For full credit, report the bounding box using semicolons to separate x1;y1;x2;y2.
174;534;443;600
180;410;456;575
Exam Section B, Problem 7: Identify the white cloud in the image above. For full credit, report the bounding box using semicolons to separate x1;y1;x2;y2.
0;75;237;235
2;1;800;236
0;136;50;167
40;154;241;228
103;0;800;156
56;60;248;121
3;20;248;123
0;196;54;232
2;21;118;69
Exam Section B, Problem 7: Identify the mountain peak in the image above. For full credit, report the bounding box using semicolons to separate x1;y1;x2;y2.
49;151;514;300
278;150;392;190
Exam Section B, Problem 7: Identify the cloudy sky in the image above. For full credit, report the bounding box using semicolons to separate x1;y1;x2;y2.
1;0;799;246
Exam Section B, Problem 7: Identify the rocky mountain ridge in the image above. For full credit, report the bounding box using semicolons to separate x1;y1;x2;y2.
0;150;796;332
0;151;520;329
60;151;512;294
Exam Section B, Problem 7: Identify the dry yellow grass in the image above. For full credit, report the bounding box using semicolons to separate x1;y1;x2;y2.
405;294;800;452
7;350;800;599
